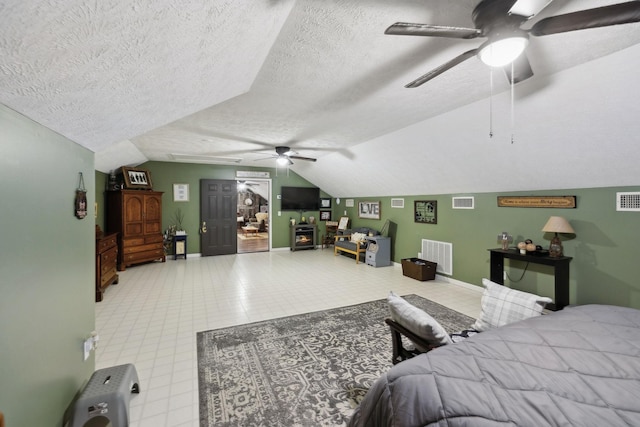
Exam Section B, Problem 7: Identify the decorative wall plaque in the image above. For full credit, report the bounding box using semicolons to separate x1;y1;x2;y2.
497;196;576;208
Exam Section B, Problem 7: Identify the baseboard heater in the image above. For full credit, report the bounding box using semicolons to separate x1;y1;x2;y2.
420;239;453;276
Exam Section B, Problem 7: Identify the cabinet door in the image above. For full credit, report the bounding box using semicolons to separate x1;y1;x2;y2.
143;194;162;236
123;193;144;237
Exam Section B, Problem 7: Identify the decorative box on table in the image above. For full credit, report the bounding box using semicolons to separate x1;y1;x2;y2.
401;258;437;281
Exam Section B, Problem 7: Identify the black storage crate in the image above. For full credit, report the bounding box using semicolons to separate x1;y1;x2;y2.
401;258;437;281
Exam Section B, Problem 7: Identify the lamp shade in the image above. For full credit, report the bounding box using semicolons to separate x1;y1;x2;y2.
478;36;528;67
541;216;574;234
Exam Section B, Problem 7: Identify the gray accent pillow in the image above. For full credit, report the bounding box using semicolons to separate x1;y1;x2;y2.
473;278;553;332
387;291;453;350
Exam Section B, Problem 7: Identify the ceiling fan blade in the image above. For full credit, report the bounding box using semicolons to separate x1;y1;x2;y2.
288;155;317;162
385;22;482;39
503;52;534;84
509;0;554;19
531;2;640;36
405;48;478;88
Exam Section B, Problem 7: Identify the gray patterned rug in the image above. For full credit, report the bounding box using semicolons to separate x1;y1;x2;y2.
197;295;474;426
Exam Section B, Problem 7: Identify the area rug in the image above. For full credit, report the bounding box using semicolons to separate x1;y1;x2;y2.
237;232;268;240
197;295;474;426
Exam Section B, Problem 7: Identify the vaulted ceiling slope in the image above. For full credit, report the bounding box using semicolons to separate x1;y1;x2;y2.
1;1;639;196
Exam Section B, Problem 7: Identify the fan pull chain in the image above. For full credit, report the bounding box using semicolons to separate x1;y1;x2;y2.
489;68;494;138
510;62;515;144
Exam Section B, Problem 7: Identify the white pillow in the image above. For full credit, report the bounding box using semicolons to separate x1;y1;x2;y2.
350;232;366;243
473;278;553;332
387;292;452;350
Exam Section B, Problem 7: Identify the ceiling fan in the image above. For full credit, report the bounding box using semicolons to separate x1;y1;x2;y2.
386;0;640;87
259;146;318;166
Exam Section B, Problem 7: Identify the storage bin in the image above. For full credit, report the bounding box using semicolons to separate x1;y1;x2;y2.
401;258;437;281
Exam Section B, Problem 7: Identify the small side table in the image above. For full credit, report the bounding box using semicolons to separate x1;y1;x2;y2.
488;248;572;311
173;234;187;260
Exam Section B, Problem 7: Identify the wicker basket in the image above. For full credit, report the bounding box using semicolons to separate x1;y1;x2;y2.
401;258;437;281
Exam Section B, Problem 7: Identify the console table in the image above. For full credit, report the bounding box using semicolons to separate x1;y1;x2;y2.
488;249;572;311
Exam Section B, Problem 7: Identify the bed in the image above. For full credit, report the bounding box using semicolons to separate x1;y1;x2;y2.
348;304;640;427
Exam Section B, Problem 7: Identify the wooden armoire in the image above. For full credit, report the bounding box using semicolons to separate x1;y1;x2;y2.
106;190;166;271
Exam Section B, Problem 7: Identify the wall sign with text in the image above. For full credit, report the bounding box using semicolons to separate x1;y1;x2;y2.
497;196;576;208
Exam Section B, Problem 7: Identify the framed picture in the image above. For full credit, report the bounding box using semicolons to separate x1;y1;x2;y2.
320;210;332;221
320;198;332;209
358;201;381;220
415;200;437;224
345;199;354;207
173;183;189;202
120;166;153;190
338;216;350;231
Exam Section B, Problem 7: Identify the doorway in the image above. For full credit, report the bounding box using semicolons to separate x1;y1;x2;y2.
236;179;270;253
200;179;238;256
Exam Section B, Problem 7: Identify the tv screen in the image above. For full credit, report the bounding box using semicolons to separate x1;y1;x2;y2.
281;186;320;211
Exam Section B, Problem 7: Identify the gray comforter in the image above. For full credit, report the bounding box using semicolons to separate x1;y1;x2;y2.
349;304;640;426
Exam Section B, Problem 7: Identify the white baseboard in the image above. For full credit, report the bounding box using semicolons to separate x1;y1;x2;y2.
435;275;483;294
167;253;201;259
390;261;482;294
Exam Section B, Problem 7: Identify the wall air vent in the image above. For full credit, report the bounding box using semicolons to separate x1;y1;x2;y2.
452;196;475;209
391;198;405;208
617;192;640;211
421;239;453;275
170;153;242;163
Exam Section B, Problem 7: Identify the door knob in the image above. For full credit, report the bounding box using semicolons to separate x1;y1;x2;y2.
200;221;207;234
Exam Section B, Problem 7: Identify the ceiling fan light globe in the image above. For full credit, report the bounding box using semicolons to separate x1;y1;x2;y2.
276;156;289;166
479;36;529;67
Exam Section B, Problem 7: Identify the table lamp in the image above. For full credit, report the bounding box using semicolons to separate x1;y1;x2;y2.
542;216;574;257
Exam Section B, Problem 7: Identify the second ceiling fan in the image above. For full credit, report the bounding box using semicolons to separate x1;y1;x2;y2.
261;146;317;166
386;0;640;87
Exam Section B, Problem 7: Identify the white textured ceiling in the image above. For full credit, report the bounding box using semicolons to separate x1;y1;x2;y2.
2;0;640;196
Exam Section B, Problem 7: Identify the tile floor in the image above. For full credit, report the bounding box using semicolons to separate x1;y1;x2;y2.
95;249;483;427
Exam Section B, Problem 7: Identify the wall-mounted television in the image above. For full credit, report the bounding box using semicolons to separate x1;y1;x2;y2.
281;186;320;211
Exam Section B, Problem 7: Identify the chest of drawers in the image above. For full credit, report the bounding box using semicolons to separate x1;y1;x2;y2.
96;233;119;301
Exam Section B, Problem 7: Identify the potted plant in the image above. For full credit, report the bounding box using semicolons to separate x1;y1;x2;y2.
173;209;186;235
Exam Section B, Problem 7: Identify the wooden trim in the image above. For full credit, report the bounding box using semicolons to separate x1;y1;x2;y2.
497;196;576;208
385;318;438;364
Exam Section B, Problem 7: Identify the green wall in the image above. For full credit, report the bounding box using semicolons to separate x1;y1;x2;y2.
98;160;640;310
95;161;330;251
0;104;96;426
334;189;640;309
